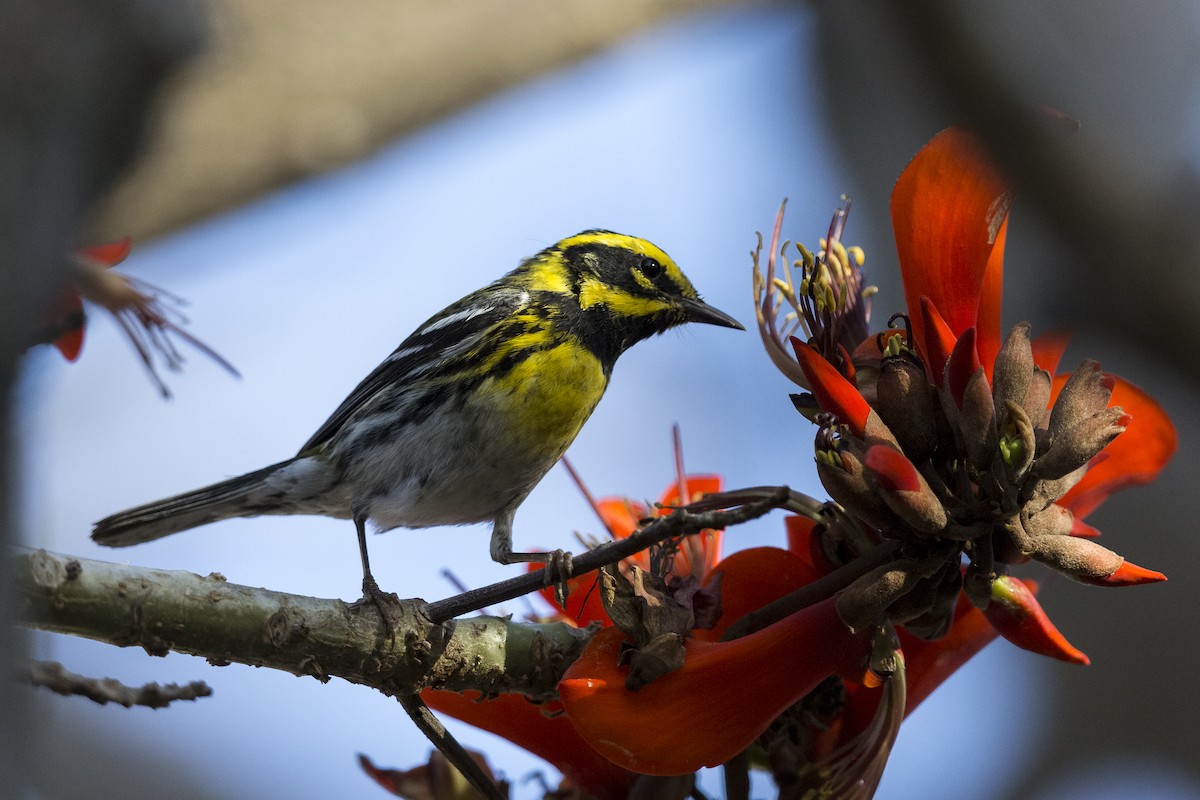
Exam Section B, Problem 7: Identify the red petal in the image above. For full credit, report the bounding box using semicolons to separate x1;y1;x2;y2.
982;576;1089;665
421;689;635;800
657;475;723;508
49;293;85;361
945;327;982;407
917;297;958;386
863;445;921;494
76;236;132;267
892;128;1011;367
533;567;611;627
357;754;408;796
696;546;821;641
1055;375;1176;518
791;337;871;437
976;216;1007;376
558;597;855;775
784;514;837;575
1070;517;1102;538
596;497;644;540
1080;559;1167;587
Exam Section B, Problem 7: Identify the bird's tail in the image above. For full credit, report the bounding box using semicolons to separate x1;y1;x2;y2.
93;459;305;547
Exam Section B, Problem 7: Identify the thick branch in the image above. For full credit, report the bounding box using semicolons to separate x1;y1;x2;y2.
15;550;586;701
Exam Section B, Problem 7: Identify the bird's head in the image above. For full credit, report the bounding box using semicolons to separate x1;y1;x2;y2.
530;230;742;358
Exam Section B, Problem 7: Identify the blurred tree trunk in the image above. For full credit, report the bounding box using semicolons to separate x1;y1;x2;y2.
0;3;204;796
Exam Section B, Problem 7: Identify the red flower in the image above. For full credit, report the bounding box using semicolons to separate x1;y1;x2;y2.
889;128;1176;523
761;126;1174;644
43;237;134;361
736;125;1177;794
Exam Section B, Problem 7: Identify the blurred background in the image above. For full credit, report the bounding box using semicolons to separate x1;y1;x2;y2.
4;1;1198;798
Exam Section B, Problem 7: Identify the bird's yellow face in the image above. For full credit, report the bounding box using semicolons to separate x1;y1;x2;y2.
547;230;743;338
560;231;697;316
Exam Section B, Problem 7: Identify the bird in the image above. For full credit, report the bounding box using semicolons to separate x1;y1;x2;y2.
92;230;742;617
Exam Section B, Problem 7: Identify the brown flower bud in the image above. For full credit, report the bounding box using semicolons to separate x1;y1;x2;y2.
1022;368;1053;432
836;553;947;631
892;561;962;639
1028;460;1090;509
1028;534;1124;582
816;443;901;533
1047;360;1113;442
957;367;998;470
999;399;1037;483
1034;407;1130;481
993;323;1034;424
836;562;919;632
1021;502;1074;539
874;354;939;462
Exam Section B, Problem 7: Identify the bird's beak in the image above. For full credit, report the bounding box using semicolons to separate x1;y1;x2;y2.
679;296;744;330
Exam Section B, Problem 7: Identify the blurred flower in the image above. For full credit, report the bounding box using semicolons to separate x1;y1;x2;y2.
35;237;238;397
359;750;509;799
417;691;635;800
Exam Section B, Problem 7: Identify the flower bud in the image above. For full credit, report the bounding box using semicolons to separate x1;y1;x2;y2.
836;554;946;631
863;444;947;534
992;323;1034;422
875;352;939;462
1028;535;1123;582
1047;360;1113;442
815;443;901;533
893;560;961;639
1022;368;1053;432
1021;503;1074;539
943;329;997;469
998;399;1036;483
957;367;998;470
1034;407;1130;481
983;575;1089;664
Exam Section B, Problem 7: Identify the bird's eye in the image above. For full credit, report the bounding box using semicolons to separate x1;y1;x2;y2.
638;257;663;279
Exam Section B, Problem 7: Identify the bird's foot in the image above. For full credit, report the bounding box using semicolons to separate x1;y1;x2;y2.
542;548;575;610
354;575;404;641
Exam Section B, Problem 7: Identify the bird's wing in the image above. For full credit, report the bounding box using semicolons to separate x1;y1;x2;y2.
298;288;526;455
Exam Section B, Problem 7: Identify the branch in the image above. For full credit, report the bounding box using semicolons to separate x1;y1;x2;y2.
26;659;211;708
15;550;586;701
422;485;793;623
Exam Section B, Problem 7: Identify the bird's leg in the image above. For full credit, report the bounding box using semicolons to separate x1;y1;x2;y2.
353;513;402;638
489;510;574;608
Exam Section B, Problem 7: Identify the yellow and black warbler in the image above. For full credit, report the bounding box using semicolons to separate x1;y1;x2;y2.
93;230;741;601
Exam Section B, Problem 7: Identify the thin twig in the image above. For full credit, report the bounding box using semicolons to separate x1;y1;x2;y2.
26;659;212;708
422;487;792;624
397;694;507;800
